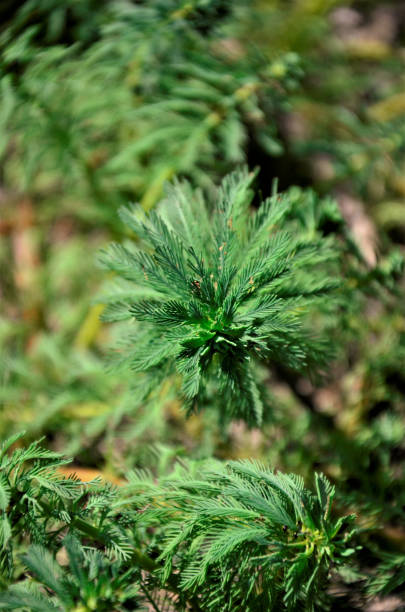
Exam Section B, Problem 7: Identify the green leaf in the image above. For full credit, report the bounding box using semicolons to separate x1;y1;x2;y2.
0;476;11;512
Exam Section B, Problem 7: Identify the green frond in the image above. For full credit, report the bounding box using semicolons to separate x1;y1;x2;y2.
130;457;356;611
0;583;60;612
21;546;71;606
102;168;346;424
0;476;11;513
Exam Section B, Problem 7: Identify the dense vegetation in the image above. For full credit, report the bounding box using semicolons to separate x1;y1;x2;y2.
1;1;405;610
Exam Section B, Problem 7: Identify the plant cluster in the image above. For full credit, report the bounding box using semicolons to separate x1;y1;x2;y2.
0;434;358;611
1;1;405;610
0;0;300;216
1;171;403;609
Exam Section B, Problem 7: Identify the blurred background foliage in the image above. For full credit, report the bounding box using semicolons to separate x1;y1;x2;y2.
1;0;405;605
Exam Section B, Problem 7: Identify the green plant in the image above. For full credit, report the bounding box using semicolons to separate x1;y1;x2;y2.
127;459;357;611
1;2;405;609
0;0;300;218
100;168;349;425
0;538;142;612
0;433;357;611
0;433;132;576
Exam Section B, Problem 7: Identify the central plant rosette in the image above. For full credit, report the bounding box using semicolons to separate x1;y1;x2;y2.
101;168;345;423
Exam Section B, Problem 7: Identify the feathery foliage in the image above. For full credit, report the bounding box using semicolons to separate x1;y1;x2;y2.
0;434;358;611
0;537;142;611
0;0;300;217
101;168;353;424
1;2;405;609
118;459;357;611
0;432;139;583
